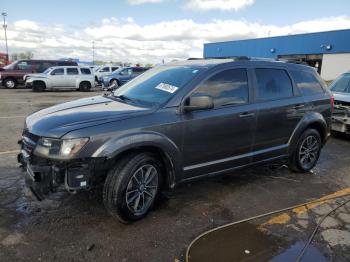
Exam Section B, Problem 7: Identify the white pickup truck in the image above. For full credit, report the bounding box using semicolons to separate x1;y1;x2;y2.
25;66;95;92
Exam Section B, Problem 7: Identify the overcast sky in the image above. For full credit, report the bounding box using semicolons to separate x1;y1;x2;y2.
1;0;350;63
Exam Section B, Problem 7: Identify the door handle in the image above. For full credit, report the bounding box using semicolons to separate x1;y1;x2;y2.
239;112;255;118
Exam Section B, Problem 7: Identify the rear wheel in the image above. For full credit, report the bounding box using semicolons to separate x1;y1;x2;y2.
32;81;46;92
103;153;162;223
79;81;91;92
288;128;322;173
3;78;16;89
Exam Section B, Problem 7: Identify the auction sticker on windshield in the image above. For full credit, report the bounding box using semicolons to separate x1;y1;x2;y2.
155;83;179;93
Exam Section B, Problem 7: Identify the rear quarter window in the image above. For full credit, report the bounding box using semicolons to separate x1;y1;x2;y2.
290;70;324;96
80;68;91;75
255;68;293;101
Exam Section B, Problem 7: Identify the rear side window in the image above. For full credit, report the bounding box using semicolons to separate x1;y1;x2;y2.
193;68;249;108
67;68;79;75
255;68;293;101
111;67;119;71
133;68;144;76
37;61;53;73
291;70;324;96
80;68;91;75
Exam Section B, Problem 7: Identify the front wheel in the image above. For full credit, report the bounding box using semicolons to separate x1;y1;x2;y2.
103;153;162;223
288;128;322;173
3;78;16;89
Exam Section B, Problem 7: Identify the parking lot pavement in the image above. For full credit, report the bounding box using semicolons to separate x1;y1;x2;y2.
0;89;350;261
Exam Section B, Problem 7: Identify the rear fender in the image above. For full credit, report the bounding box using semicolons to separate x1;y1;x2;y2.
288;112;327;154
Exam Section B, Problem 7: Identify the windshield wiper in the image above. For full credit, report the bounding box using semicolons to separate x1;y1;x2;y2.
113;94;137;104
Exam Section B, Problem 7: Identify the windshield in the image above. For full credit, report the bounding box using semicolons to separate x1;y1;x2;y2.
113;65;204;107
330;73;350;93
43;67;53;74
3;61;17;70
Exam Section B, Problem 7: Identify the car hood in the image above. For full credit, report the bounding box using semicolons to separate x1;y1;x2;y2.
26;73;47;79
333;92;350;103
26;95;152;138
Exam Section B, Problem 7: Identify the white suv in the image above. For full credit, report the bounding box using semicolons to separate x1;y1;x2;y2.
25;66;95;92
94;65;120;83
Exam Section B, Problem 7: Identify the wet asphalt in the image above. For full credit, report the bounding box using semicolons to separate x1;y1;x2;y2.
0;88;350;262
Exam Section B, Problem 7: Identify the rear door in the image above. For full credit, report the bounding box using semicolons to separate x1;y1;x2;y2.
252;67;306;161
119;68;134;84
182;67;257;178
65;67;79;87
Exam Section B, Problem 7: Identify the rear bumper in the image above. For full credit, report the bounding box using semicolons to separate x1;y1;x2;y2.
331;105;350;134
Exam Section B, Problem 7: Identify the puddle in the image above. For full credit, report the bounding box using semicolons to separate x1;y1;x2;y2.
187;223;329;262
271;241;329;262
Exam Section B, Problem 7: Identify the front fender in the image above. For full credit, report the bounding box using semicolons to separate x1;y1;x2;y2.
92;131;183;185
288;112;328;153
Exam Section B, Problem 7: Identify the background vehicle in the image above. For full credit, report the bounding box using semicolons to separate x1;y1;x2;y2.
329;72;350;134
102;66;150;88
25;66;95;92
94;64;120;83
18;58;332;223
0;59;78;88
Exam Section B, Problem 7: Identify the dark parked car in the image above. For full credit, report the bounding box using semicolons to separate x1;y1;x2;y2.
329;72;350;134
101;66;150;88
0;59;78;88
18;58;332;223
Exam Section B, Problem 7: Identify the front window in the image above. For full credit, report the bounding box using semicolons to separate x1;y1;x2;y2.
192;68;249;108
330;73;350;93
43;67;54;74
3;61;17;70
113;65;204;106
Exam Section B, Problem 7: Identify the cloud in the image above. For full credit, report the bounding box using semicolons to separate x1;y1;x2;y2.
127;0;165;5
185;0;255;11
1;16;350;64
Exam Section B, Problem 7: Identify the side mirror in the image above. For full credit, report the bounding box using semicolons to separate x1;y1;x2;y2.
184;94;214;112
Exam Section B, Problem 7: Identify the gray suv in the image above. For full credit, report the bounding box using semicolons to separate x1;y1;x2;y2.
18;58;333;223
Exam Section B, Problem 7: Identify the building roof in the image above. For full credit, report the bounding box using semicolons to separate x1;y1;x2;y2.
204;29;350;59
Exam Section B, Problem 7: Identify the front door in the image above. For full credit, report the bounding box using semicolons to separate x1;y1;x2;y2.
182;68;257;178
49;68;66;87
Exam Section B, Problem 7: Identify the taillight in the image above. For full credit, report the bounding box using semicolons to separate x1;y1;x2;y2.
330;94;334;111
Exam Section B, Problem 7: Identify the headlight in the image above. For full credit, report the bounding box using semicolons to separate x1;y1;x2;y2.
34;137;89;160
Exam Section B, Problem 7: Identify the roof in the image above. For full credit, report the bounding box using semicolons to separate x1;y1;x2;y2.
165;57;315;72
204;29;350;59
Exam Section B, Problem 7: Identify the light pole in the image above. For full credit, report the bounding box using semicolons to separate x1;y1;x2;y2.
1;12;9;63
92;40;95;65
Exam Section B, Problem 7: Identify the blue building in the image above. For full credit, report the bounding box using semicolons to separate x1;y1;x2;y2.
204;29;350;80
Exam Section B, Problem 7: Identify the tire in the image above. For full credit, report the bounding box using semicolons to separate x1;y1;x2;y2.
32;81;46;92
103;153;162;223
3;78;16;89
288;128;322;173
79;81;91;92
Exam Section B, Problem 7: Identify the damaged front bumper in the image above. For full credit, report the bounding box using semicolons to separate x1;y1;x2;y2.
332;104;350;134
18;133;107;200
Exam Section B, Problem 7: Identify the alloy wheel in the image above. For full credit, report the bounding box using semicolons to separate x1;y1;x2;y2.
298;135;320;169
126;164;158;215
